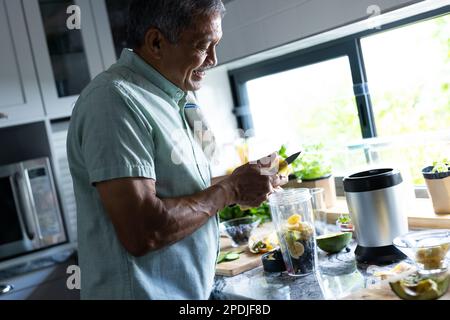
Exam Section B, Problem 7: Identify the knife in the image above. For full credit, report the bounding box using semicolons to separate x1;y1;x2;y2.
283;151;302;166
278;151;301;173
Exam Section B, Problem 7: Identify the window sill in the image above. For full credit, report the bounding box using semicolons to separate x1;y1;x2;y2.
325;197;450;229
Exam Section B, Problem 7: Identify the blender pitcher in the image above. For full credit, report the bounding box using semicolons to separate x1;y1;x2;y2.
269;188;318;276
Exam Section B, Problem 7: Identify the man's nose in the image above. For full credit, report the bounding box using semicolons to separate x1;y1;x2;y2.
206;46;218;68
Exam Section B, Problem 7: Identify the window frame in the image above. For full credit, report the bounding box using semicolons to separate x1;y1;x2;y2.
228;6;449;140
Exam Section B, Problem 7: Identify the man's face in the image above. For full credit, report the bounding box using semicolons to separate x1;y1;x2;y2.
159;13;223;92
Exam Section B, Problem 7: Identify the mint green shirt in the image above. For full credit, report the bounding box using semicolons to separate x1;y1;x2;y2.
67;49;219;300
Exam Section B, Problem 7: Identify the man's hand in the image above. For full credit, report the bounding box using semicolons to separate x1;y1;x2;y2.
220;152;289;207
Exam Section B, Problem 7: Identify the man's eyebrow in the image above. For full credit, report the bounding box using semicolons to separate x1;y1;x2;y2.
194;32;222;42
194;34;213;42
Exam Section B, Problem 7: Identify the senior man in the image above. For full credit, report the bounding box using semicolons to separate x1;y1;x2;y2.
67;0;286;300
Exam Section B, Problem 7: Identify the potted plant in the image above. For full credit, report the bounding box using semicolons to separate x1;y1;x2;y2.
336;214;355;232
422;159;450;214
279;144;337;208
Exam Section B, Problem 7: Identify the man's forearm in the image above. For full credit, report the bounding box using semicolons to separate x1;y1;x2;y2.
138;180;236;254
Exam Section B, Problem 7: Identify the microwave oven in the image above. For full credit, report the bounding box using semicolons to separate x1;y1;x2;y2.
0;158;67;261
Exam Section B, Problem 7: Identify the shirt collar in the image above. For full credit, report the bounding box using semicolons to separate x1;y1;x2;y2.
118;49;187;105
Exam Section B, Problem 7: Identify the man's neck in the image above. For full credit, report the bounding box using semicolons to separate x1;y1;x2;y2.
134;48;160;72
133;48;185;93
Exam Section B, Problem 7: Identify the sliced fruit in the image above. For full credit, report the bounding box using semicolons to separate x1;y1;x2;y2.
285;230;302;243
216;251;242;264
288;241;305;259
316;232;352;254
389;273;450;300
216;251;229;264
266;253;276;261
287;223;300;231
224;252;240;261
278;159;292;176
299;222;314;240
287;214;302;225
249;231;280;254
392;262;414;274
416;242;450;270
373;262;416;281
250;240;266;254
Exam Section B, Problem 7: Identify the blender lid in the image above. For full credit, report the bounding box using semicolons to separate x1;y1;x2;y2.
343;168;403;192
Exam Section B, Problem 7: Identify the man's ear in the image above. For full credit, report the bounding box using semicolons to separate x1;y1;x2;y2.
142;28;164;59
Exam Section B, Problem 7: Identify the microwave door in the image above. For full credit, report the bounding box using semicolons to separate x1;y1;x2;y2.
0;173;37;261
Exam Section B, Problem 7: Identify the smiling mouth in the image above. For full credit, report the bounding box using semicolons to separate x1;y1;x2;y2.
193;69;206;77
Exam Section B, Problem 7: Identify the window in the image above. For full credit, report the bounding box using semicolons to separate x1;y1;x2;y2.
361;14;450;185
229;10;449;186
362;15;449;138
245;57;361;153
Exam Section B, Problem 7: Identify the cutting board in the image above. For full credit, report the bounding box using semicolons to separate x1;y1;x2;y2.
343;279;450;300
215;236;263;277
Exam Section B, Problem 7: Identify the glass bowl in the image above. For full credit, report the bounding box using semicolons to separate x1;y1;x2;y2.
220;217;261;247
393;229;450;275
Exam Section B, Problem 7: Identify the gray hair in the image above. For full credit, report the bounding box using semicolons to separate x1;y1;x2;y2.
127;0;226;49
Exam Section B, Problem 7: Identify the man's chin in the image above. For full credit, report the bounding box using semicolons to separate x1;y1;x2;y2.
186;81;203;92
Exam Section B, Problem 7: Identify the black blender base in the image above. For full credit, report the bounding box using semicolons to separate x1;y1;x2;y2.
355;245;407;265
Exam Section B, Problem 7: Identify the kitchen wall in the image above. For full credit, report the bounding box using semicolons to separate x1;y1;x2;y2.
218;0;423;64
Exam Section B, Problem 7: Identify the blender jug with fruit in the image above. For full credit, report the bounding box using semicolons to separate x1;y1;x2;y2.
268;188;318;276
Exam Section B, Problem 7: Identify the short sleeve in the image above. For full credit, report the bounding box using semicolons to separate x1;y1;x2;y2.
77;84;156;185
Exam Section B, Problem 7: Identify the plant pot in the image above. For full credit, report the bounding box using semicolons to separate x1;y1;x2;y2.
422;166;450;214
284;175;337;208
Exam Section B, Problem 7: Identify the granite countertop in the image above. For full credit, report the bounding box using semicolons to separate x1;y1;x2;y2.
211;242;407;300
0;248;77;281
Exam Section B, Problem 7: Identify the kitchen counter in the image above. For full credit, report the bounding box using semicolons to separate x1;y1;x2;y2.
0;249;76;281
0;247;79;300
211;241;409;300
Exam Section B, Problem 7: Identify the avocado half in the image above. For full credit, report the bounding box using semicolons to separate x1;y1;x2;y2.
389;273;450;300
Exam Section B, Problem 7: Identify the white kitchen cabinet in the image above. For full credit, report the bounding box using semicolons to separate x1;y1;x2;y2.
0;0;44;129
22;0;104;120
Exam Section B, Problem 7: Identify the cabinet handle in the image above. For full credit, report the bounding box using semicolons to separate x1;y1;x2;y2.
0;112;8;119
0;284;14;295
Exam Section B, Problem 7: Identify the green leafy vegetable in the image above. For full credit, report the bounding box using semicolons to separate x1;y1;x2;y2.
278;144;332;180
278;144;289;159
337;214;351;224
431;159;449;173
219;202;272;223
218;205;248;221
247;202;271;223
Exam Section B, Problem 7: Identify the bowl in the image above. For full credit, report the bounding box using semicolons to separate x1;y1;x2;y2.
262;248;286;273
220;217;261;247
393;229;450;275
336;221;355;233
